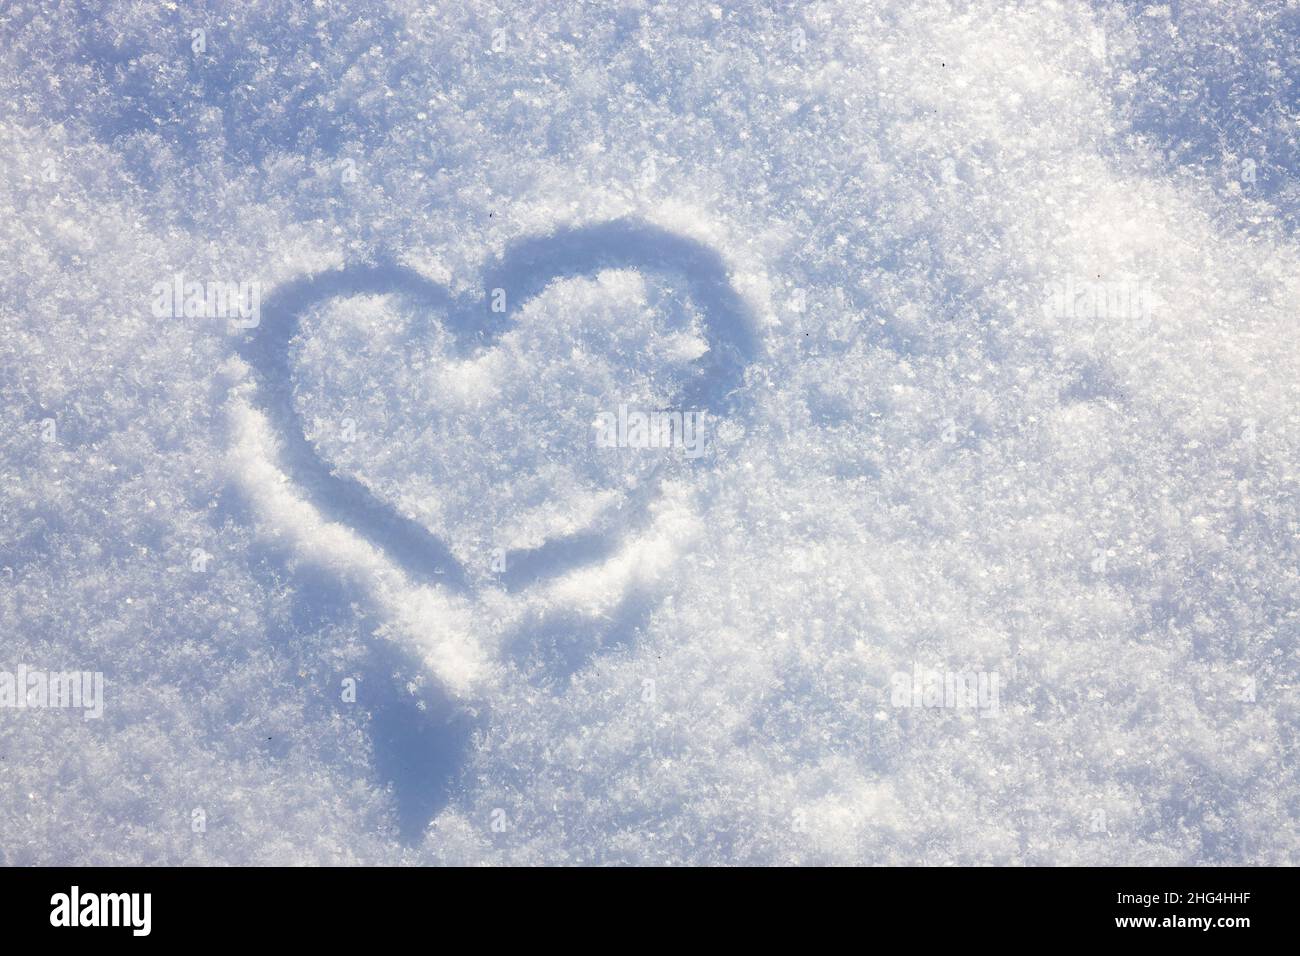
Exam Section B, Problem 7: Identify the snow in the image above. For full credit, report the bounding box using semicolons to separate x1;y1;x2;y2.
0;0;1297;864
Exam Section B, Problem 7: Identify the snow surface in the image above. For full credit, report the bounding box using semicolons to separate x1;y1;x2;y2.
1;0;1298;864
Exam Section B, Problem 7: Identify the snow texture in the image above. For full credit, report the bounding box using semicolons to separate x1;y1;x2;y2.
1;0;1298;864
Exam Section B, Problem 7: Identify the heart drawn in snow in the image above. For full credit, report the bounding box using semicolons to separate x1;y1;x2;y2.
236;218;761;596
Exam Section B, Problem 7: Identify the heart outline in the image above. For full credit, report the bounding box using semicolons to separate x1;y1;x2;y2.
236;218;761;594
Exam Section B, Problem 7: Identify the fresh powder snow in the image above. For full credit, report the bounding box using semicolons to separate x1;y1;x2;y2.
0;0;1297;865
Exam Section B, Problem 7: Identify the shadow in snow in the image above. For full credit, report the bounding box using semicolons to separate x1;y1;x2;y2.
235;537;480;847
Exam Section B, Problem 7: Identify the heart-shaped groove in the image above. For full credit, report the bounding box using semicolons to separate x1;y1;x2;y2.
236;218;760;593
